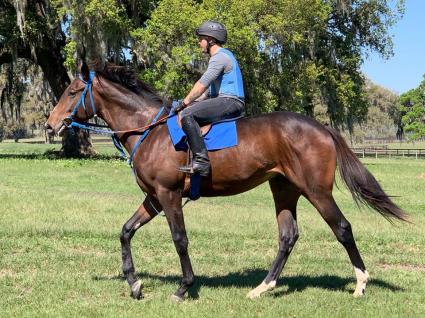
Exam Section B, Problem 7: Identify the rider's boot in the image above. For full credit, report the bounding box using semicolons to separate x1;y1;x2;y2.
178;116;210;176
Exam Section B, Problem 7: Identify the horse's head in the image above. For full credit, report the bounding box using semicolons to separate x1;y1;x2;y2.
45;62;99;136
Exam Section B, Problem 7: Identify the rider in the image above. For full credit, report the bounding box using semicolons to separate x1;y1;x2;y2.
174;20;245;176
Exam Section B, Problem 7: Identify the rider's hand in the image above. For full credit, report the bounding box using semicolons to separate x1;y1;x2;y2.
173;100;186;113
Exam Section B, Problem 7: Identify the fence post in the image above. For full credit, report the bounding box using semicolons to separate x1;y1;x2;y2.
375;150;378;159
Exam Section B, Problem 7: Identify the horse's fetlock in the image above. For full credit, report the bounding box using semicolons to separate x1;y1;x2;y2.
181;276;194;287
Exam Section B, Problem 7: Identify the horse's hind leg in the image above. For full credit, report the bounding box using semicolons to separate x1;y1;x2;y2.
120;194;162;299
247;175;301;299
307;191;369;297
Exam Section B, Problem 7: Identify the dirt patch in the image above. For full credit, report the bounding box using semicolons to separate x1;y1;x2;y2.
390;243;421;253
418;173;425;180
379;263;425;272
0;269;17;278
68;246;107;257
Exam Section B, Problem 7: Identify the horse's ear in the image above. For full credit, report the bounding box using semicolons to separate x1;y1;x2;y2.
79;61;90;81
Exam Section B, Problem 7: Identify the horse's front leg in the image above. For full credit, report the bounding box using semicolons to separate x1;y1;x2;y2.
157;188;194;302
120;194;162;299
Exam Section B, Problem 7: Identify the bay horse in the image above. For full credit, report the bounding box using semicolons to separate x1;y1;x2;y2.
45;63;407;302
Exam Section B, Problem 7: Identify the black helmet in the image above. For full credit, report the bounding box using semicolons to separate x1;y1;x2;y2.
195;21;227;44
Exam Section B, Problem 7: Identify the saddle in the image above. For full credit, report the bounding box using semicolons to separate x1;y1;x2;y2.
176;113;212;136
167;112;241;201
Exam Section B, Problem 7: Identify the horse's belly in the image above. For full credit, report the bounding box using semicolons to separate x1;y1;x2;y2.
185;172;278;197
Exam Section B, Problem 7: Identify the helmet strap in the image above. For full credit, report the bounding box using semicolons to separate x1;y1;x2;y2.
206;39;216;55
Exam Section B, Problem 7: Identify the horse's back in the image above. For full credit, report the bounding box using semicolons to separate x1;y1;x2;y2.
230;111;337;192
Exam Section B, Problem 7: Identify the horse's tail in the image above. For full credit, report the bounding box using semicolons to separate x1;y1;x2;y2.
324;126;408;222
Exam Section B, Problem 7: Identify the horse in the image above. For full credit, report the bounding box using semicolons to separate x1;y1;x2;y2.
45;63;407;302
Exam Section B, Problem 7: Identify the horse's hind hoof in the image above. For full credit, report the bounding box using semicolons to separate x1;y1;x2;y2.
130;280;143;300
170;294;185;303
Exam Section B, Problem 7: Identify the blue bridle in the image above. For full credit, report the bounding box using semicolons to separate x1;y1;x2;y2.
64;71;97;126
63;70;168;167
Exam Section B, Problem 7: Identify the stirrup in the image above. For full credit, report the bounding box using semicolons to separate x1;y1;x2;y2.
177;163;210;177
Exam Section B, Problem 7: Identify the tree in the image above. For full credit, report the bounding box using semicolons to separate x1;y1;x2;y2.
399;75;425;140
132;0;404;131
0;0;94;154
1;0;405;143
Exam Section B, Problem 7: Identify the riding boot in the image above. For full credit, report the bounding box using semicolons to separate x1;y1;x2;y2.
178;116;211;176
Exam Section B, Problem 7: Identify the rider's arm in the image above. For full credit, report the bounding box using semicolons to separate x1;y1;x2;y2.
183;53;226;105
195;90;210;102
183;81;208;105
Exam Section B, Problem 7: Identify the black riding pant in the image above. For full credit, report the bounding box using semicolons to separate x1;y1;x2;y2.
180;97;245;125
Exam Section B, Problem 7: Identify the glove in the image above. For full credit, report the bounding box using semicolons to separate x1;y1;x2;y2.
173;100;186;113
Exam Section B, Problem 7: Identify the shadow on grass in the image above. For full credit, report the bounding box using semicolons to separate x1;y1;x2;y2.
92;269;404;299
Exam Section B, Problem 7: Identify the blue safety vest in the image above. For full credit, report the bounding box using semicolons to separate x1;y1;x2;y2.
210;48;245;101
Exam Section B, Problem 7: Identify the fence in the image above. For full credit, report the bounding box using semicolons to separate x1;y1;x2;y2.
351;148;425;159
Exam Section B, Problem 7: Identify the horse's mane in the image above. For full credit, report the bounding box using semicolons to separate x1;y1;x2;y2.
97;63;165;104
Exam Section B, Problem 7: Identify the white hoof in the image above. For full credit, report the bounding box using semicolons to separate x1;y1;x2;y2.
170;294;185;303
247;281;276;299
353;268;369;297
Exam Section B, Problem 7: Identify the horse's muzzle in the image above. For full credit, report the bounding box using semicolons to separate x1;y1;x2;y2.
44;121;67;137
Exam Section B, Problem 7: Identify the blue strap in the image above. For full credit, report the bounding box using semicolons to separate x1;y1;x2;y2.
128;107;164;167
70;71;97;117
112;134;128;159
69;121;113;135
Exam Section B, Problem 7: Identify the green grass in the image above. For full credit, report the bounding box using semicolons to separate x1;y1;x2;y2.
1;142;425;317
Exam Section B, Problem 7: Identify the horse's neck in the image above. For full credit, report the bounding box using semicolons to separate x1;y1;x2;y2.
97;92;163;153
99;93;162;131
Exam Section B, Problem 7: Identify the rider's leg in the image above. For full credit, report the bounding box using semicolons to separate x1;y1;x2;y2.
178;115;211;176
183;97;245;126
178;97;244;176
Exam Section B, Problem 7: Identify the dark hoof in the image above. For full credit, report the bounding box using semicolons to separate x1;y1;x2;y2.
130;280;143;300
170;294;185;303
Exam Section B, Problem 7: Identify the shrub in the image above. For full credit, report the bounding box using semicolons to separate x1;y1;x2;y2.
5;123;29;142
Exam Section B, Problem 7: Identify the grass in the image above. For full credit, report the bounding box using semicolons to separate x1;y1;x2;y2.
0;141;425;317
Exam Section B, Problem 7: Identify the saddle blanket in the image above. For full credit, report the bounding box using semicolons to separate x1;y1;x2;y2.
166;102;240;201
166;114;238;151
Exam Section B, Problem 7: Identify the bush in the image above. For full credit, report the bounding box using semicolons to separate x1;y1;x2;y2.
5;123;29;142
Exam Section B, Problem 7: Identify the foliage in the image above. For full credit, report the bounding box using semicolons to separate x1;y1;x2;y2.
349;80;399;143
1;0;406;136
133;0;404;131
51;0;133;65
399;75;425;140
5;121;28;141
0;60;55;137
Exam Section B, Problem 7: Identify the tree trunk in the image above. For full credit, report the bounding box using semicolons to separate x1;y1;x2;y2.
61;128;96;157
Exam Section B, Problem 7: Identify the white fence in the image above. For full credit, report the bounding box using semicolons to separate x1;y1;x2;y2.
352;148;425;159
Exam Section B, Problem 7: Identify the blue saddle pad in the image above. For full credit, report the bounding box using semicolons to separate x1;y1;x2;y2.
167;114;238;151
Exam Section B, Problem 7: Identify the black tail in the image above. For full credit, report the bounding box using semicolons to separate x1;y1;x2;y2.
325;126;408;223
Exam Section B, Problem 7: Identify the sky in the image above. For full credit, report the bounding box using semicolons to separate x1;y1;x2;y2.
361;0;425;94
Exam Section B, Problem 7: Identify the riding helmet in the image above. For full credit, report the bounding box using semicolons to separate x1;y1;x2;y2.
195;21;227;44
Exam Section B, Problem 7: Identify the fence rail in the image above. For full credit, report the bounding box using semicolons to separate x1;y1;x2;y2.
351;148;425;159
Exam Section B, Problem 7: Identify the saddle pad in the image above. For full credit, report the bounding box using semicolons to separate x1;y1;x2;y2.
166;114;238;151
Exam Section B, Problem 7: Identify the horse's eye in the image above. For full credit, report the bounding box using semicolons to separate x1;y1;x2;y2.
68;91;77;98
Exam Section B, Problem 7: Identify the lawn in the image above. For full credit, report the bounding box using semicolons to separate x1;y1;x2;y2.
1;141;424;317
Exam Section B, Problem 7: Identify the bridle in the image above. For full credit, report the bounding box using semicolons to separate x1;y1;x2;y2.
61;70;172;167
63;70;97;127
